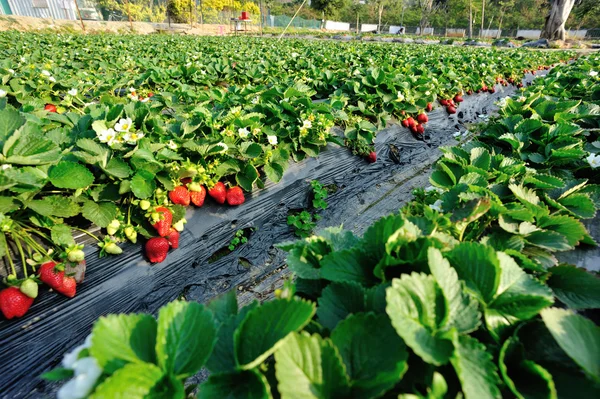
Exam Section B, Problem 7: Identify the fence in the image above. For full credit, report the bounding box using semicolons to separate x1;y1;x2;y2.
269;14;320;29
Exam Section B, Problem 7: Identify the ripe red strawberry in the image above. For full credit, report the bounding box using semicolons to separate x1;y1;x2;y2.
517;83;524;88
401;119;410;128
439;99;449;106
406;117;416;127
166;228;180;249
38;262;76;298
209;182;227;204
410;124;418;134
190;185;207;207
152;207;173;237
467;89;474;95
482;85;488;91
366;151;377;163
147;92;154;97
531;70;536;75
169;186;190;206
425;103;433;112
44;104;57;113
454;95;464;103
145;237;170;263
488;87;496;93
446;106;457;114
226;186;245;206
0;287;34;319
417;113;428;124
416;124;425;135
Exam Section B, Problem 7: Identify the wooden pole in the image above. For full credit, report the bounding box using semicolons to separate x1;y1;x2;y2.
73;0;85;32
259;0;263;36
123;0;134;32
278;0;308;40
480;0;485;38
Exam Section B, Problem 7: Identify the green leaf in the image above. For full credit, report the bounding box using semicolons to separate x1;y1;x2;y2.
156;301;217;379
0;106;25;144
81;200;118;228
240;142;263;158
40;367;74;381
198;370;271;399
331;313;408;399
428;248;480;334
446;242;500;304
470;147;491;170
130;170;156;199
450;334;502;399
207;290;238;325
49;161;94;189
526;230;571;251
90;313;158;373
274;332;350;399
51;224;75;247
362;214;406;263
499;335;557;399
547;265;600;310
386;273;453;366
509;184;540;206
486;252;553;337
320;248;377;286
537;215;587;247
541;308;600;382
317;281;366;331
103;157;132;179
557;194;596;219
235;298;316;369
0;196;19;213
90;363;164;399
264;162;284;183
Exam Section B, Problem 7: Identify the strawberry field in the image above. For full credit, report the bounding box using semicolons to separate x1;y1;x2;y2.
0;32;599;398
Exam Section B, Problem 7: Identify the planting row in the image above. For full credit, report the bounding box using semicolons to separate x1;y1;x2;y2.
0;33;577;319
43;53;600;399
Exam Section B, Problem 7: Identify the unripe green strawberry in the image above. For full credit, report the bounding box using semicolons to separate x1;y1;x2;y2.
124;226;137;243
140;200;151;210
173;218;187;232
107;219;120;235
188;182;202;192
104;242;122;255
20;279;39;299
67;249;85;263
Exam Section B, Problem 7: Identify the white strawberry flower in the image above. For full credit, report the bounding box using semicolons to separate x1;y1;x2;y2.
267;135;278;145
41;70;51;76
167;140;178;150
57;357;102;399
123;131;144;145
140;97;149;103
453;132;462;138
61;335;93;369
251;97;259;104
0;89;6;98
128;87;136;93
588;71;597;77
68;88;77;96
518;96;526;102
114;118;133;132
586;153;600;169
238;127;250;138
49;77;56;83
291;52;299;58
302;120;312;129
1;164;12;170
429;199;444;212
96;128;116;144
397;92;405;101
7;69;14;74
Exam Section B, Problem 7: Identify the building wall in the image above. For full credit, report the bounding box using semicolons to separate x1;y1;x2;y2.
7;0;77;20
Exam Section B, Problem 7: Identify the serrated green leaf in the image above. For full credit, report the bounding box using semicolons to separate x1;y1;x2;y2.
547;265;600;310
49;161;94;189
90;362;163;399
386;273;453;366
331;313;408;399
130;170;156;199
103;157;132;179
451;334;502;399
90;313;157;374
198;370;271;399
264;162;284;183
557;194;596;219
51;224;75;247
81;200;118;228
274;332;350;399
541;308;600;382
235;298;316;369
317;281;366;331
156;301;216;379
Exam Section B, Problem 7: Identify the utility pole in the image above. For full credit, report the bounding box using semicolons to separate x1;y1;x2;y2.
73;0;85;32
468;0;472;38
480;0;485;37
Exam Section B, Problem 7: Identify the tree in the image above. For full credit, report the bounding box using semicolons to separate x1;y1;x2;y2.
541;0;579;40
311;0;348;19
